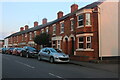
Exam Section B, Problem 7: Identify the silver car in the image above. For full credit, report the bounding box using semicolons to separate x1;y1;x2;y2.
37;48;69;63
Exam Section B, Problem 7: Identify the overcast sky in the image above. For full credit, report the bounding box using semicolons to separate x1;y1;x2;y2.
0;0;98;40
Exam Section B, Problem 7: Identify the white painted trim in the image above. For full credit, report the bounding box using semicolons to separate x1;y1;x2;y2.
76;49;94;51
70;18;74;20
77;26;84;28
68;34;75;41
63;35;69;42
52;36;62;40
76;9;93;16
60;21;64;23
76;33;93;37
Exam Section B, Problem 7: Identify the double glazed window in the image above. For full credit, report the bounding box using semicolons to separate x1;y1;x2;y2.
86;36;92;49
78;15;84;26
86;13;91;26
29;32;32;40
46;27;48;33
53;25;56;35
71;19;74;31
57;40;60;49
60;22;64;33
78;36;92;49
78;37;84;49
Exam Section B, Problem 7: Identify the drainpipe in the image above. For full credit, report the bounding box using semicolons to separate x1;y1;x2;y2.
97;6;102;61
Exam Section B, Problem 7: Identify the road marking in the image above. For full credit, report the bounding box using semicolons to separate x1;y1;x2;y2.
15;60;35;69
49;73;62;78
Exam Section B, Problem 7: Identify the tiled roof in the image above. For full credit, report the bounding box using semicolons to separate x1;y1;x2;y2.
5;1;102;39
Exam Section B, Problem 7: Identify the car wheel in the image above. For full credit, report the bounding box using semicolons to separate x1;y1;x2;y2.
50;57;54;63
26;54;29;58
38;55;41;61
20;53;23;57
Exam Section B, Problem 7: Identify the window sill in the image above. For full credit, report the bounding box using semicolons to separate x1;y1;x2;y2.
77;26;84;28
60;32;64;34
76;49;94;51
53;34;56;36
85;25;92;27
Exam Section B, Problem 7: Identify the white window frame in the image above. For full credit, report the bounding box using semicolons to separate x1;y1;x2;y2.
86;36;92;49
29;32;32;40
60;21;64;34
70;18;74;31
57;40;61;49
34;31;37;36
17;36;18;42
41;29;44;33
22;34;24;41
52;40;56;48
78;37;84;49
77;14;84;28
85;13;91;26
46;27;49;33
53;24;56;35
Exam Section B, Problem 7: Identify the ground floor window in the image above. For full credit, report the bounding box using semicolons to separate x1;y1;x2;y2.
52;41;56;48
57;40;61;49
78;37;84;49
77;36;92;49
86;36;92;49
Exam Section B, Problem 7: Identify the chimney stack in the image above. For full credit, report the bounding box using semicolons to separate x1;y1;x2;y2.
20;27;24;31
42;18;47;24
57;11;63;19
34;21;38;27
25;25;29;30
71;4;78;13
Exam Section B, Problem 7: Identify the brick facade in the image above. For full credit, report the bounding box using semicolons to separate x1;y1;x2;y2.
5;2;102;61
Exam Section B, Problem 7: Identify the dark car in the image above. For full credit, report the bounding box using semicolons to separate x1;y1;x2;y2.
2;48;7;54
6;48;14;54
20;46;38;58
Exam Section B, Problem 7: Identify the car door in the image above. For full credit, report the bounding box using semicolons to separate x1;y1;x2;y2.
45;49;51;61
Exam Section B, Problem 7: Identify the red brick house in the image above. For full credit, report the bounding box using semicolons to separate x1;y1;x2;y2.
5;1;119;61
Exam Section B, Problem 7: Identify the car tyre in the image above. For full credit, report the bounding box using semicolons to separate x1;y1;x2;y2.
26;54;29;58
38;55;41;61
50;57;54;63
20;53;23;57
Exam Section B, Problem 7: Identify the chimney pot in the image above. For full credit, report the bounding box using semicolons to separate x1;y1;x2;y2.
71;4;78;13
34;21;38;27
57;11;63;19
42;18;47;24
25;25;29;30
20;27;24;31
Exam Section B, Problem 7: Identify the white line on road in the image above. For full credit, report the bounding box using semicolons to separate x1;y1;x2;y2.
49;73;62;78
15;60;35;69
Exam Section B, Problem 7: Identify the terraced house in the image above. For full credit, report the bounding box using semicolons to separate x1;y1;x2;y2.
4;0;119;61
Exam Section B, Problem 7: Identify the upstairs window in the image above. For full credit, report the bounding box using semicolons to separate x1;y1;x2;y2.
60;22;64;33
71;19;74;31
29;32;32;40
41;29;44;33
34;31;37;37
46;27;49;33
53;24;56;35
78;15;84;27
86;13;91;26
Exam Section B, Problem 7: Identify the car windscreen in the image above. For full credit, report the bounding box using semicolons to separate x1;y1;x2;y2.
28;47;36;51
50;48;57;53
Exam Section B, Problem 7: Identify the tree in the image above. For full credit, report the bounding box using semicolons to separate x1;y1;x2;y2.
33;32;51;47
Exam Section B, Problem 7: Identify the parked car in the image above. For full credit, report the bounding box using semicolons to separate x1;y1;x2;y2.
1;48;7;54
12;48;23;55
6;47;14;54
20;46;38;58
37;48;69;63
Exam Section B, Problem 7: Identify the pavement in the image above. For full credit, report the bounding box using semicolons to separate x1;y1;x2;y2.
69;60;119;74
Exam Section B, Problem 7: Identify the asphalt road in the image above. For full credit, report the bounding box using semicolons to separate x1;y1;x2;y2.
1;53;118;79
